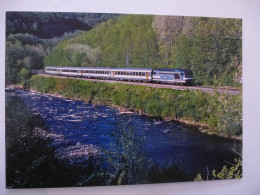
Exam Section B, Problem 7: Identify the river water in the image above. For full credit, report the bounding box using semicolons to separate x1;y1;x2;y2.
6;89;240;176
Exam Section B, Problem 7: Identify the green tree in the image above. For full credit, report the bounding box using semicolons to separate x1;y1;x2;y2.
105;123;149;185
195;158;242;181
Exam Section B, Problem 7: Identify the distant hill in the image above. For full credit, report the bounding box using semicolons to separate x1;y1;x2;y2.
6;12;120;39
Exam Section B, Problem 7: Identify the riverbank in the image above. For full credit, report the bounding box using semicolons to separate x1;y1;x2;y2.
16;75;242;139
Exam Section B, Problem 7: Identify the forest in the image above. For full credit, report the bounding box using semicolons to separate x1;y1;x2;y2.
5;12;242;87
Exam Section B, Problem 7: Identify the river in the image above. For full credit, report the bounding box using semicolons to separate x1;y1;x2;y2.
6;89;241;176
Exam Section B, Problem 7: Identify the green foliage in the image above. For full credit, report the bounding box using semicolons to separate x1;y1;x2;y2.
44;14;161;68
18;68;32;89
216;93;242;137
212;159;242;179
44;15;241;87
6;94;110;188
6;95;66;188
6;33;51;84
105;123;149;185
30;75;242;137
194;158;242;181
171;17;242;86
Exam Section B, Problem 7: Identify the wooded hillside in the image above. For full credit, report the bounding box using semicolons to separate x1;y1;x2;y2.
5;12;242;87
44;14;242;86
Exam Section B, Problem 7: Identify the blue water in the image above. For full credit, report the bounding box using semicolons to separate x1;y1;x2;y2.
6;89;240;175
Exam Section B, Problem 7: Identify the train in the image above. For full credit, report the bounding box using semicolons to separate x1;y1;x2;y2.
45;66;194;85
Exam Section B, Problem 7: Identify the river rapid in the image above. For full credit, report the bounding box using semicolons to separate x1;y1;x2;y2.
6;89;241;176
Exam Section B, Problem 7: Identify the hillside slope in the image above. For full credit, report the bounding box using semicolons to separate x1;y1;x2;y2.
44;14;242;87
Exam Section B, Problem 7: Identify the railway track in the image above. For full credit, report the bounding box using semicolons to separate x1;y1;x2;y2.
38;74;241;95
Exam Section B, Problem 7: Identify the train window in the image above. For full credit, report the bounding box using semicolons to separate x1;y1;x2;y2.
142;73;145;76
174;74;180;79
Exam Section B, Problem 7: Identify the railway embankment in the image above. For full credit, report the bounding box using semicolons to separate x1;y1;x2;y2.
29;75;242;139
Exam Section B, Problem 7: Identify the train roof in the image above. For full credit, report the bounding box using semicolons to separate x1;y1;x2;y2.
153;68;191;72
45;67;191;73
46;66;111;70
112;68;153;72
46;66;153;72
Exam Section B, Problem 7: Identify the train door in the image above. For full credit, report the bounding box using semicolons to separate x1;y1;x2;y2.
81;69;84;77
